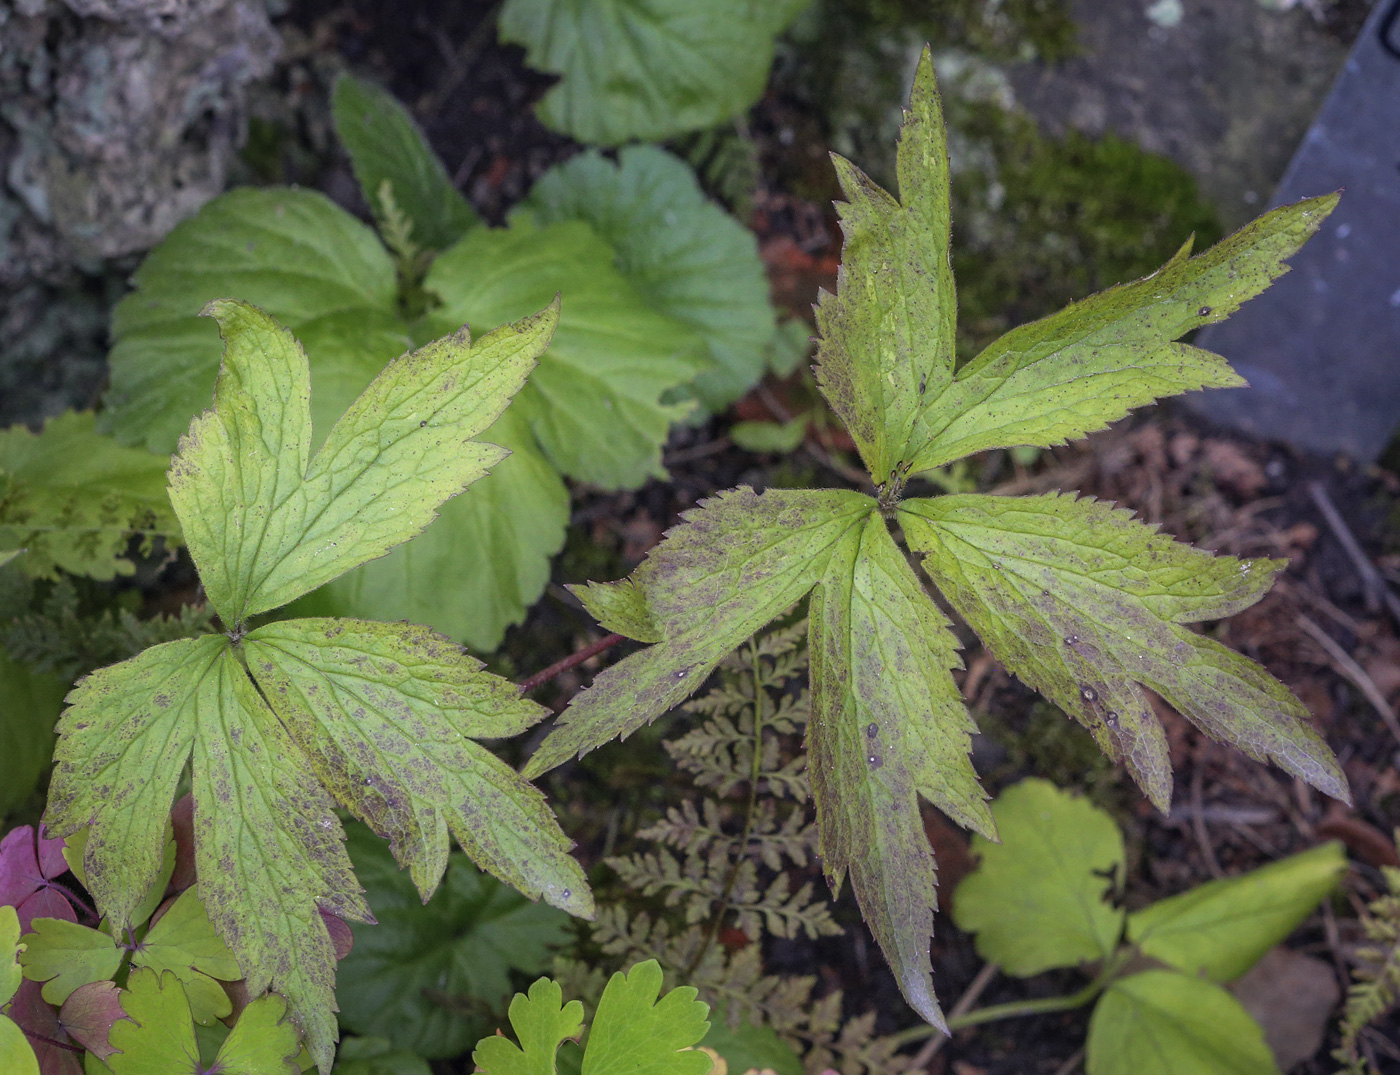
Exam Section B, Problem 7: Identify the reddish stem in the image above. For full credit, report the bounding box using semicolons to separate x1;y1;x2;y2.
23;1030;84;1054
518;633;624;695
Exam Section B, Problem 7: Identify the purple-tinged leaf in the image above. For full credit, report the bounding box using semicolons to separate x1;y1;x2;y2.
58;980;126;1060
0;828;77;932
6;978;82;1075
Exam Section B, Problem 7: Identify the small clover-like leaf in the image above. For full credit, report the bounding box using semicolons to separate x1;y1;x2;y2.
108;968;301;1075
0;411;181;580
583;959;710;1075
0;824;77;931
813;48;956;485
473;976;584;1075
18;918;122;1005
808;513;992;1029
131;887;241;1025
331;74;479;251
901;492;1348;810
1126;841;1345;983
952;778;1126;976
170;299;555;625
526;487;872;777
243;618;589;914
1086;970;1279;1075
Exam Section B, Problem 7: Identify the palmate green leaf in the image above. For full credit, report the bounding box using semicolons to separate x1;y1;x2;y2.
18;917;122;1004
524;487;872;777
905;195;1337;473
1085;971;1279;1075
106;188;398;454
169;299;553;625
808;513;991;1028
498;0;810;145
331;74;479;251
336;823;570;1059
0;411;180;579
47;634;369;1069
425;218;706;489
524;145;775;410
243;618;589;914
290;407;569;653
813;49;956;486
472;977;584;1075
901;492;1349;810
951;779;1126;976
108;968;301;1075
1126;841;1345;982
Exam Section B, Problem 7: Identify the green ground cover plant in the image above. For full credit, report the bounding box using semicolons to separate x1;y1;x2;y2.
102;73;775;652
949;779;1345;1075
529;46;1347;1029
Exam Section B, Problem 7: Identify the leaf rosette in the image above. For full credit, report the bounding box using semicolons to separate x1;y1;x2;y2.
46;301;590;1072
527;46;1349;1031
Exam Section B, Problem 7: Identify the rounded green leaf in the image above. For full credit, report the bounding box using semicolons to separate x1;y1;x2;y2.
335;824;571;1058
0;905;23;1006
0;1015;40;1075
524;146;775;410
1126;841;1346;982
18;917;123;1005
498;0;809;144
1087;971;1279;1075
952;778;1125;976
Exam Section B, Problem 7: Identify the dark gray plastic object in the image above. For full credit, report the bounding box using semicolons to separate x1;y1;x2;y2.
1187;0;1400;459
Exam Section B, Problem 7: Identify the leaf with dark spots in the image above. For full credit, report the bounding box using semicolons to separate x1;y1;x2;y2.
813;49;956;484
903;194;1336;473
169;299;556;626
901;493;1348;809
244;618;589;916
525;486;874;778
807;514;991;1031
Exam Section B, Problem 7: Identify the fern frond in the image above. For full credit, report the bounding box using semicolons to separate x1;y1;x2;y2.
1334;854;1400;1074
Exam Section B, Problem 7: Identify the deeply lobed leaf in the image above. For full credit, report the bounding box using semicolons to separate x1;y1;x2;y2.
904;195;1337;473
813;49;956;485
807;514;990;1030
472;976;584;1075
902;492;1348;810
524;487;872;777
170;299;554;624
244;618;590;914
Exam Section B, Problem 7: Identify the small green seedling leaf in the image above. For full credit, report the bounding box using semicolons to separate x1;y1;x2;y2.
498;0;809;144
335;822;571;1059
583;960;711;1075
1086;970;1279;1075
902;493;1348;811
170;299;554;624
19;917;123;1005
0;411;180;579
473;976;584;1075
1126;841;1346;982
331;74;479;251
808;513;992;1028
813;49;956;485
728;418;810;455
108;968;301;1075
132;887;241;1024
952;779;1125;976
524;145;775;410
526;487;872;777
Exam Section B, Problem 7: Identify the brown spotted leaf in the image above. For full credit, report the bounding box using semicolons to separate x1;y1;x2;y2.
808;514;992;1031
524;486;873;778
900;492;1348;810
243;618;590;916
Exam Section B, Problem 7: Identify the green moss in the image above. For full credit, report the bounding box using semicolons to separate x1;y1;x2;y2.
978;699;1127;813
950;103;1224;360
